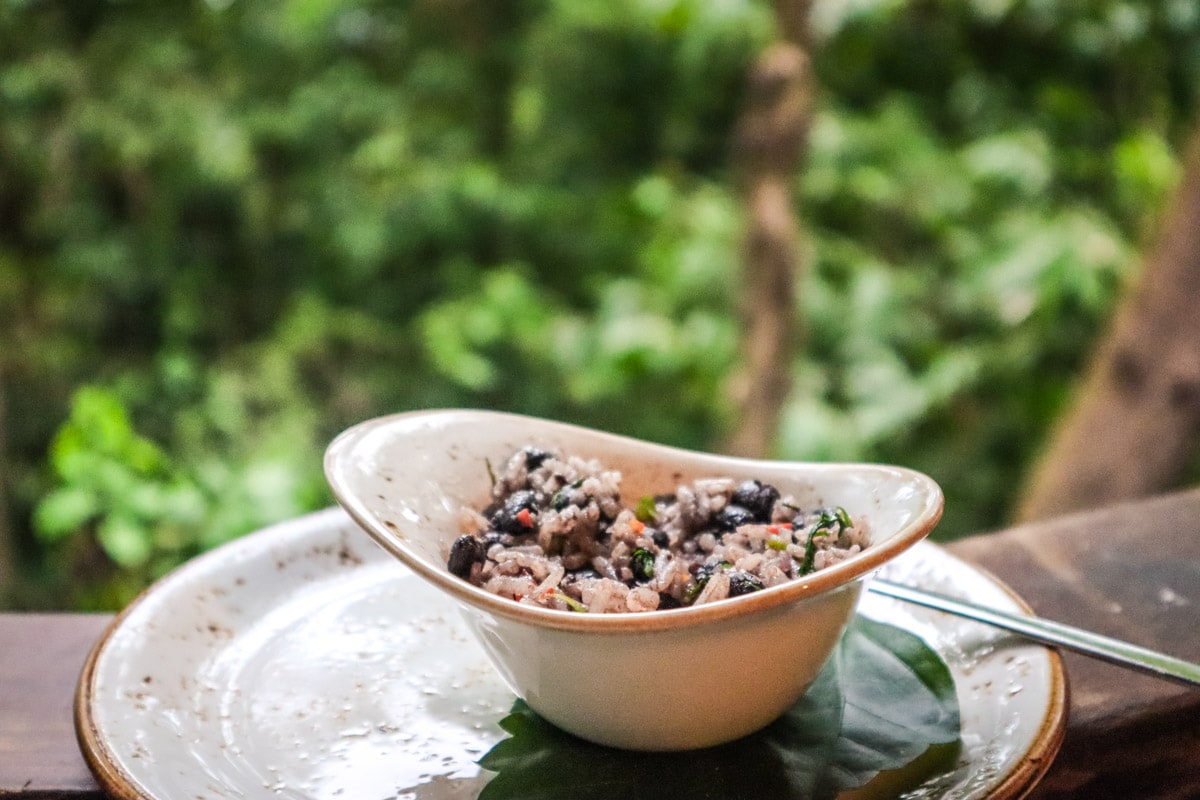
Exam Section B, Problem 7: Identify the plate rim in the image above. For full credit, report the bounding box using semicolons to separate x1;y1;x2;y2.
76;560;169;800
933;557;1069;800
74;508;1068;800
886;550;1068;800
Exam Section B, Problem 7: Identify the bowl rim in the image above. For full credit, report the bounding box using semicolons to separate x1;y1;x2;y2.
325;409;944;633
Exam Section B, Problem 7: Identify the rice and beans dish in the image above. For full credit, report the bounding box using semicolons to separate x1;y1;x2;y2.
447;446;870;614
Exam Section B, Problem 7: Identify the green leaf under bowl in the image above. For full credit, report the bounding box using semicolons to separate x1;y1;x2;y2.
477;616;960;800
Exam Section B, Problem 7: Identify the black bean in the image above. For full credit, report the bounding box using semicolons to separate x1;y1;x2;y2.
650;529;669;548
657;593;682;610
521;446;552;470
717;503;756;532
490;489;539;534
732;479;781;522
447;535;486;578
727;570;765;596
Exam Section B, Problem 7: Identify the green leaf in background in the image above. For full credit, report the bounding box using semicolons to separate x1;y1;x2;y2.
96;514;153;568
33;486;99;541
477;616;960;800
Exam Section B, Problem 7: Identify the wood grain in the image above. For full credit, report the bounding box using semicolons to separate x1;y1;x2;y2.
0;614;110;798
949;488;1200;799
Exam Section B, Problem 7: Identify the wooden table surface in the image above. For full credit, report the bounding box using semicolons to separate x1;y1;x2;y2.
3;492;1199;799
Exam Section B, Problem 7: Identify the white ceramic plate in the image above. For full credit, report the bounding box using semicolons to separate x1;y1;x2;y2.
77;508;1066;800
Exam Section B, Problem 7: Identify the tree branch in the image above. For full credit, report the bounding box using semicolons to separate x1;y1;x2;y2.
724;41;813;458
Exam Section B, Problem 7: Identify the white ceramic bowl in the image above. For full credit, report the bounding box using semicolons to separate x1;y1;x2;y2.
324;409;943;751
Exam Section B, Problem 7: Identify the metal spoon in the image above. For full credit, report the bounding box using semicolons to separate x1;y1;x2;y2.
869;578;1200;687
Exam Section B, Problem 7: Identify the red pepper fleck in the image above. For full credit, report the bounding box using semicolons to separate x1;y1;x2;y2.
516;508;534;528
629;518;645;534
767;525;779;534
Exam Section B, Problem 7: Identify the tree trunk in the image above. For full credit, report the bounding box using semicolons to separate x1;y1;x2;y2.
770;0;812;49
724;27;814;458
1016;131;1200;521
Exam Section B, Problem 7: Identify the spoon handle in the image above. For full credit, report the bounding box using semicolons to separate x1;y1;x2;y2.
868;578;1200;687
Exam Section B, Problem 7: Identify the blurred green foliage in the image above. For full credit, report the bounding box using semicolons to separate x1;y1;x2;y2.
2;0;1196;609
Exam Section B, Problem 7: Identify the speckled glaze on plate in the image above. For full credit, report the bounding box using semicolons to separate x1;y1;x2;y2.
76;508;1066;800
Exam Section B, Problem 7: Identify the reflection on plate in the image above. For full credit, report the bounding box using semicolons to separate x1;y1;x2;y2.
76;508;1066;800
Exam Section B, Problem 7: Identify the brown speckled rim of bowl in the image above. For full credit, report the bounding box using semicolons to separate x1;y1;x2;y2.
75;591;159;800
939;559;1070;800
324;409;946;634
